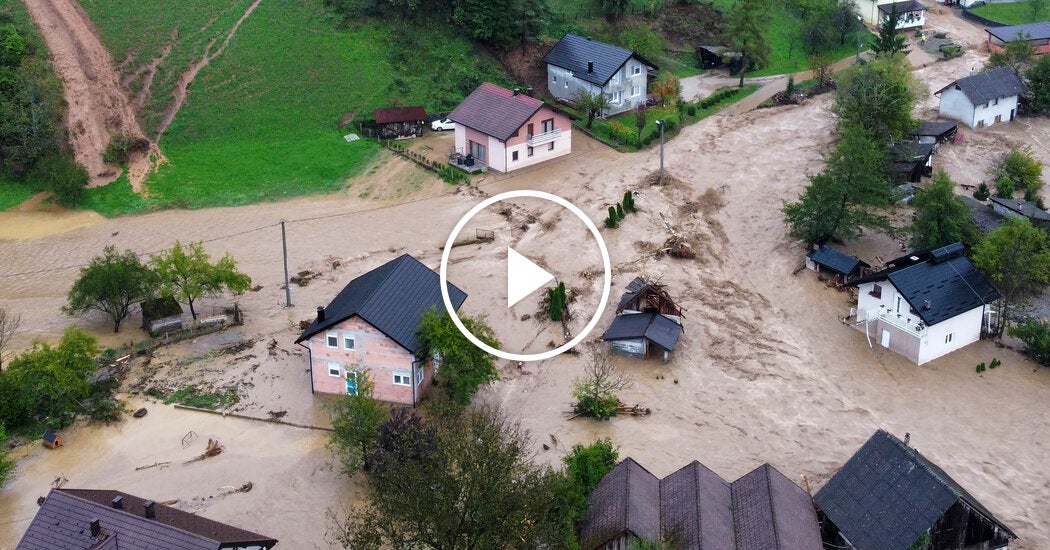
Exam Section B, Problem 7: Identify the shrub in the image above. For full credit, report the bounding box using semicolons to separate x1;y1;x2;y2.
973;182;990;201
615;203;625;220
1008;318;1050;366
995;175;1015;198
563;438;619;494
575;394;620;421
102;134;149;165
547;282;567;321
607;121;634;145
940;44;963;60
623;190;636;213
687;105;697;116
976;362;986;373
30;152;89;207
606;206;618;228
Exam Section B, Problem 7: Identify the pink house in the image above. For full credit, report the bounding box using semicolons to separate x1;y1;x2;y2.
294;254;467;405
447;82;572;173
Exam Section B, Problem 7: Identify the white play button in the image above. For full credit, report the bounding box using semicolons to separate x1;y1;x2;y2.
507;247;554;308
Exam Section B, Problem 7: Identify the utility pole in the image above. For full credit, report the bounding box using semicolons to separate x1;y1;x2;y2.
656;119;665;184
281;220;292;308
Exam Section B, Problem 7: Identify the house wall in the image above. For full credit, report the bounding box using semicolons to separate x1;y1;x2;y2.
608;338;647;359
885;9;925;29
546;57;652;117
938;87;1018;130
856;0;924;26
992;201;1025;220
502;108;572;172
917;306;984;365
988;34;1050;55
306;316;430;404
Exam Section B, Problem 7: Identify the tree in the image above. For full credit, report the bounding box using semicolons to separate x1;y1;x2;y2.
64;245;155;332
910;170;975;250
1027;53;1050;114
563;437;619;494
1032;0;1048;22
829;0;862;45
832;56;919;145
452;0;550;51
725;0;772;87
574;90;611;128
416;309;500;405
651;72;681;106
972;217;1050;337
29;152;88;207
1008;317;1050;367
598;0;631;19
0;326;98;430
547;281;567;321
783;131;891;242
151;241;251;319
333;405;575;549
870;5;909;56
0;424;14;487
0;307;20;370
327;371;387;476
572;345;632;420
988;33;1035;74
994;146;1044;199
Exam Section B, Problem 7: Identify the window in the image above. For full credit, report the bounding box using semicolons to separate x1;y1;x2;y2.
548;142;555;151
343;336;355;350
977;120;985;128
469;141;487;162
327;362;341;377
512;151;519;161
553;75;557;83
611;90;623;104
415;366;425;386
527;146;534;157
326;332;338;348
632;65;641;75
393;371;411;386
541;118;555;133
994;97;999;105
870;284;882;299
945;333;954;344
632;85;640;96
564;80;569;88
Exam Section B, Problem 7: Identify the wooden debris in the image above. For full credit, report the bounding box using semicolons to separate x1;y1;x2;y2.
184;438;224;464
565;400;652;419
135;461;170;471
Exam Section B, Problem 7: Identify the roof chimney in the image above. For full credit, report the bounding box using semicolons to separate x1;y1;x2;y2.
923;299;931;310
587;61;594;73
526;86;534;96
904;432;911;446
316;306;325;323
90;519;101;537
144;500;155;519
111;496;123;509
513;87;520;96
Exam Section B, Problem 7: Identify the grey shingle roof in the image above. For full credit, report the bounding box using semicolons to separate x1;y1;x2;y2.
913;120;958;140
964;196;1003;232
814;430;1016;550
986;21;1050;42
877;0;927;13
446;83;544;142
732;464;823;550
617;276;648;311
660;461;734;550
295;254;467;353
848;243;999;326
936;67;1028;106
542;33;657;87
579;458;661;549
806;245;869;277
990;196;1050;221
18;488;277;550
601;312;683;351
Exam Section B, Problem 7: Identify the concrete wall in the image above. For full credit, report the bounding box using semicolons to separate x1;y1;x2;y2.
306;316;429;404
939;86;1019;129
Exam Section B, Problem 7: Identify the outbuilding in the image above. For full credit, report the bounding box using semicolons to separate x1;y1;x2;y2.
805;245;870;282
601;277;684;362
986;21;1050;56
372;106;427;140
936;67;1027;130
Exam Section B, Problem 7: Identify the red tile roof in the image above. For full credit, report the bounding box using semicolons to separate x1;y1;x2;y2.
447;83;545;141
373;106;427;124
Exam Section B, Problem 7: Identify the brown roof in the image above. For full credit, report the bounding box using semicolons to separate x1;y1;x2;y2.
660;461;734;550
447;83;545;141
579;458;661;548
732;464;822;550
17;488;278;550
373;106;427;124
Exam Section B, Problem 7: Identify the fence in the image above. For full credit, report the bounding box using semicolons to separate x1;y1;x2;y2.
960;8;1004;28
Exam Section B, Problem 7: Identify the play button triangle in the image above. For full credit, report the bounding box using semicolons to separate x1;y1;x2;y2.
507;247;555;308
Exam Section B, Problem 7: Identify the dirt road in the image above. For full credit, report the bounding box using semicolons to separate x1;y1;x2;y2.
22;0;148;188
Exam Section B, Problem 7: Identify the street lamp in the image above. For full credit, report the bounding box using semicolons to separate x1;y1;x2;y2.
655;119;664;183
856;16;864;63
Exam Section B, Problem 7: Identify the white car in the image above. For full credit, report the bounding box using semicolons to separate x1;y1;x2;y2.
431;118;455;131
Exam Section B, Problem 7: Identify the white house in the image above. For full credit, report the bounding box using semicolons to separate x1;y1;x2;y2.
847;243;999;365
543;33;657;117
936;67;1028;130
446;83;571;173
855;0;927;28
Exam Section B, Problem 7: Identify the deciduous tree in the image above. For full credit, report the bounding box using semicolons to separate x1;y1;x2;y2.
972;217;1050;337
725;0;772;87
563;437;619;494
988;33;1035;74
574;90;611;128
151;241;251;320
0;307;20;370
64;245;155;332
417;309;500;405
1031;0;1048;26
327;371;387;476
994;146;1044;200
910;170;975;250
572;345;632;420
832;56;919;145
1026;53;1050;114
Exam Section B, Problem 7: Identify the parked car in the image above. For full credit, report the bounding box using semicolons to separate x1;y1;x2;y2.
431;118;455;131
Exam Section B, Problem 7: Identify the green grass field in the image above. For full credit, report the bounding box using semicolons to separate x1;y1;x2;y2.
970;1;1044;25
0;174;35;210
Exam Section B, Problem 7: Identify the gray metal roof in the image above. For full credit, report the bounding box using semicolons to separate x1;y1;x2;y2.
601;313;683;351
542;33;657;87
986;21;1050;42
579;458;661;549
18;489;277;550
814;430;1016;550
877;0;927;13
295;254;467;353
990;196;1050;221
936;67;1028;106
447;83;545;142
806;245;869;277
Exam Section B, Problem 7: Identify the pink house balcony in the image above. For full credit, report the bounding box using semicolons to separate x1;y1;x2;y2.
527;128;562;146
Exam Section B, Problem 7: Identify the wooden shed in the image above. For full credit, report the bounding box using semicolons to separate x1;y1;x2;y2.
373;106;427;140
805;245;870;282
603;277;685;362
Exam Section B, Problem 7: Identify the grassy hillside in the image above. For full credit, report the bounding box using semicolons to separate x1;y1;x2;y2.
80;0;506;211
970;1;1043;25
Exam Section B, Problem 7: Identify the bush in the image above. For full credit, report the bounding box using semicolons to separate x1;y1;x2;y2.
575;394;620;421
687;105;696;116
102;134;149;165
623;190;636;213
940;44;963;60
995;175;1015;198
974;182;991;201
30;152;89;207
607;121;634;145
615;203;625;220
700;88;740;108
606;206;618;228
563;438;619;495
1008;318;1050;367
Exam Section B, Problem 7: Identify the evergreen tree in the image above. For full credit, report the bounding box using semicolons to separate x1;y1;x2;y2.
725;0;772;87
909;170;975;250
870;6;909;56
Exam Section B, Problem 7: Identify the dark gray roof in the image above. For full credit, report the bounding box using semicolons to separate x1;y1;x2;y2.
877;0;927;13
806;245;869;276
848;243;999;326
18;488;277;550
295;254;466;353
660;461;734;550
447;83;545;141
580;458;661;549
601;313;683;351
732;464;823;550
542;33;657;87
890;141;935;163
617;276;649;311
814;430;1017;550
913;120;958;139
990;196;1050;221
986;21;1050;42
936;67;1028;105
964;196;1003;232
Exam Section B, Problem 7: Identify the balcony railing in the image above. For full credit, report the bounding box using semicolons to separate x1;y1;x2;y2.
527;128;561;146
872;308;927;337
